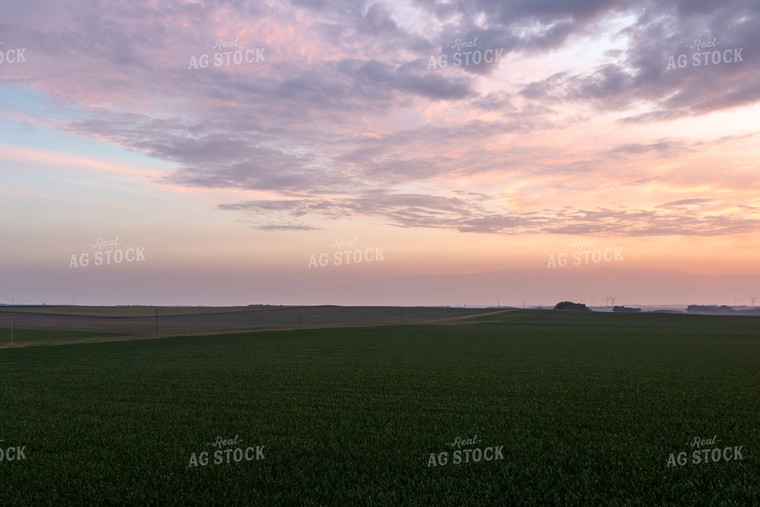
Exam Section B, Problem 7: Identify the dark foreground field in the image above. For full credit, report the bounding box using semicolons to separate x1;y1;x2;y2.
0;309;758;505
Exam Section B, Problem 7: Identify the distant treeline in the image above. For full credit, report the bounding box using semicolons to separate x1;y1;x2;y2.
687;305;760;315
552;303;760;315
553;301;591;311
553;302;643;312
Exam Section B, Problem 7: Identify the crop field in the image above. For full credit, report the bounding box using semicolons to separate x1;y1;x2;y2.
0;309;758;505
0;305;488;335
0;328;127;348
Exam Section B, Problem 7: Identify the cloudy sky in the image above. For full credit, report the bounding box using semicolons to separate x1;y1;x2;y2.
1;0;759;307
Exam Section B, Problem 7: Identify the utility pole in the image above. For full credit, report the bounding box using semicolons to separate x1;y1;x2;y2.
155;307;158;333
10;318;13;347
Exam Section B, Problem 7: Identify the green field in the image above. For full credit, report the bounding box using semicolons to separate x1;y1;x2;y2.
0;310;758;505
0;328;127;348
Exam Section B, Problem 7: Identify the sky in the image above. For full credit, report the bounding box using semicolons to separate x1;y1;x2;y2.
1;0;759;307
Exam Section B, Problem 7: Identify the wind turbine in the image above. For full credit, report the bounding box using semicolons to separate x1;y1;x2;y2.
750;296;758;307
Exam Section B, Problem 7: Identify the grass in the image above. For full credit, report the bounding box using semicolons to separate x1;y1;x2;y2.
0;310;757;505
